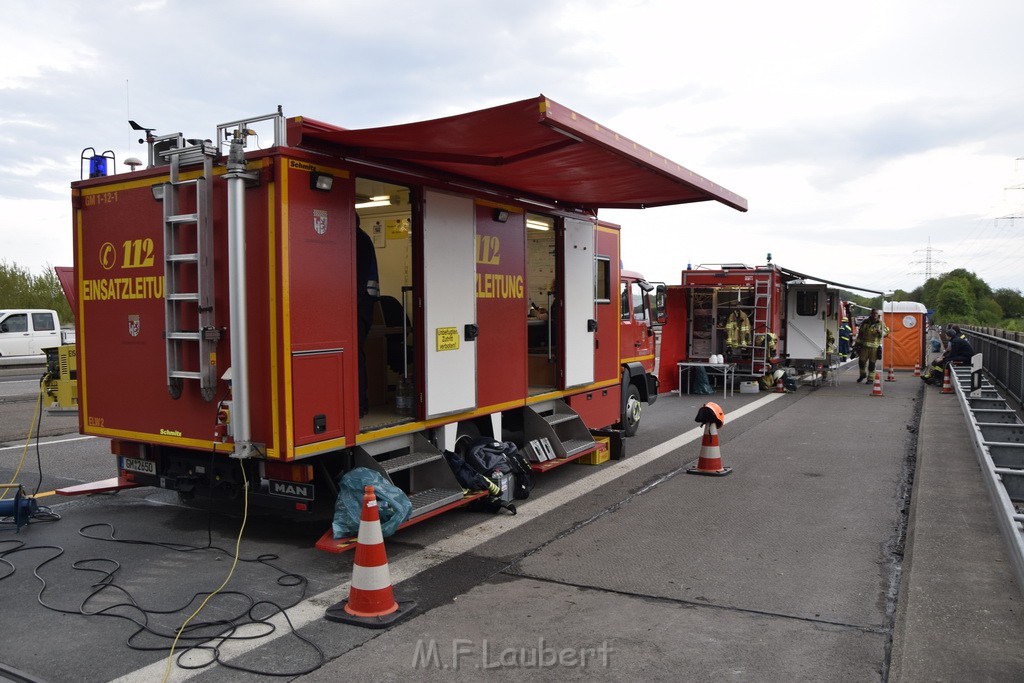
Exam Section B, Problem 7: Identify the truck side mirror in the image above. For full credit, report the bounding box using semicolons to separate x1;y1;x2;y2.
653;283;668;325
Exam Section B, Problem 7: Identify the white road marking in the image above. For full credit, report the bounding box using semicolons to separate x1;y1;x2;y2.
0;435;96;451
114;392;784;682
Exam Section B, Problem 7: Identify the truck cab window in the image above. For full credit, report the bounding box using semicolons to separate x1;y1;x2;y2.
1;314;27;333
632;283;649;322
32;313;56;331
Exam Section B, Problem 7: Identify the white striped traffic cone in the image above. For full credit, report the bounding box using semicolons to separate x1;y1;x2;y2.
886;366;896;382
870;371;884;396
913;362;921;377
325;485;416;628
941;366;954;394
687;423;733;476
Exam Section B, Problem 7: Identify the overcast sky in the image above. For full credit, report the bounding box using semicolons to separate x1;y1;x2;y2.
3;0;1023;295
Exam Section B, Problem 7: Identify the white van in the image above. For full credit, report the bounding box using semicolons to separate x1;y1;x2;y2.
0;309;67;356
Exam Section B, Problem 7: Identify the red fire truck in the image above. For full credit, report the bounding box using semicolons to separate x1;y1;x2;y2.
67;96;746;525
656;263;870;392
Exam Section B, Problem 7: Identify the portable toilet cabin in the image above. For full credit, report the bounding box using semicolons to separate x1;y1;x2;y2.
882;301;927;370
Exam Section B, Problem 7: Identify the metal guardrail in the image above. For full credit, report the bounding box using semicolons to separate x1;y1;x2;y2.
949;356;1024;591
965;328;1024;407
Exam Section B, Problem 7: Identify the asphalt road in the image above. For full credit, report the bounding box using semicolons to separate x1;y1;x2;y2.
6;366;1015;682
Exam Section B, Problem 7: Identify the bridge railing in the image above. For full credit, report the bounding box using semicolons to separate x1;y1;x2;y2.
964;327;1024;408
956;327;1024;590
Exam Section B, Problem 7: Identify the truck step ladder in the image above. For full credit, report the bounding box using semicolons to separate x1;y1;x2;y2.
314;431;480;553
161;142;220;401
522;400;599;472
750;276;772;376
353;433;466;518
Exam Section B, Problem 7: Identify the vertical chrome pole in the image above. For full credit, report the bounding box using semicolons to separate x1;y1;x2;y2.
224;130;254;459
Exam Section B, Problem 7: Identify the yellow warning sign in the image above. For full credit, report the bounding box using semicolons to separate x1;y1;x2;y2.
436;327;460;352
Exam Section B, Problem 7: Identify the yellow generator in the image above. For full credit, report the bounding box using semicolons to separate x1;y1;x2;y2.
43;344;77;413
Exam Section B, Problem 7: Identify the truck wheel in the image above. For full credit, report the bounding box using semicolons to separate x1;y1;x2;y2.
620;384;642;437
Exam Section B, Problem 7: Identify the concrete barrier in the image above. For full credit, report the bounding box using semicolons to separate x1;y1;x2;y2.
0;356;47;369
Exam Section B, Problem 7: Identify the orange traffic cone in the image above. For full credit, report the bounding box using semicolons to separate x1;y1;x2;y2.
325;485;416;628
886;366;896;382
941;366;954;394
775;376;786;393
687;423;732;476
913;362;921;377
870;371;884;396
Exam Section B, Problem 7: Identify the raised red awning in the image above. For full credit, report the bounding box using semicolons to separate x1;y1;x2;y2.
290;95;747;212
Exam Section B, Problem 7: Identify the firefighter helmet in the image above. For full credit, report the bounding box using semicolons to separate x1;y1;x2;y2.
694;401;725;428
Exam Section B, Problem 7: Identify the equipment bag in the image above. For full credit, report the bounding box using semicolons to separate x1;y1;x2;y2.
443;448;518;515
332;467;412;539
464;437;535;500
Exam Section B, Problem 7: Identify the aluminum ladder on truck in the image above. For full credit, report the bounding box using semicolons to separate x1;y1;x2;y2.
749;276;772;377
161;142;220;401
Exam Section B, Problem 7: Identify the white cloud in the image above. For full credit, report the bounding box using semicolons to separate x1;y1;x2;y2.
0;0;1022;297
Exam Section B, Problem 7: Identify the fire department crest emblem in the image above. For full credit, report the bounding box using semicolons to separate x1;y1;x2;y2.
128;315;140;337
313;209;328;235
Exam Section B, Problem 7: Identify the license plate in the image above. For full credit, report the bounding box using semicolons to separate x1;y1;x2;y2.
121;457;157;475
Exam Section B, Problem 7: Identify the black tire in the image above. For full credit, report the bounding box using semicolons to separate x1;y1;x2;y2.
620;383;642;437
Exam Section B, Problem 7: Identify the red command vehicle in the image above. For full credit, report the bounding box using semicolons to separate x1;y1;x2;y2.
657;264;873;392
69;96;746;525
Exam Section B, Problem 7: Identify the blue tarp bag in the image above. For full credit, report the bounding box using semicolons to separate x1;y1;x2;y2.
692;366;715;395
332;467;412;539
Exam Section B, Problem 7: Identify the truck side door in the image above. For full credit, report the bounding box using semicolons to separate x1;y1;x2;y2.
29;311;59;354
421;189;478;418
562;218;595;389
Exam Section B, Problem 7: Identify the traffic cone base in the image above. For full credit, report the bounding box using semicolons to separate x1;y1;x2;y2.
326;597;416;629
688;424;733;476
325;485;417;629
870;371;884;396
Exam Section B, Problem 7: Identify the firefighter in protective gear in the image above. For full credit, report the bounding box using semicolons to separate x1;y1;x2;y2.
921;324;974;385
838;319;852;360
854;309;888;383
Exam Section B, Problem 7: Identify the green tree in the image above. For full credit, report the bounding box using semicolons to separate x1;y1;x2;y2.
0;261;73;324
935;278;974;323
993;288;1024;319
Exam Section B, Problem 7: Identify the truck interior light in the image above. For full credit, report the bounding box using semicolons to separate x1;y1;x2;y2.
310;171;334;192
355;197;391;208
526;219;550;231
